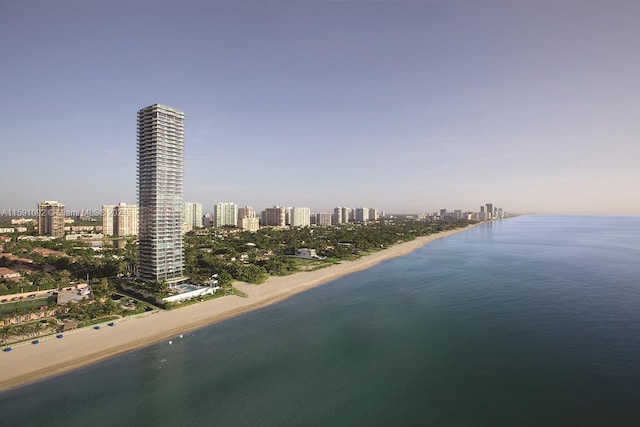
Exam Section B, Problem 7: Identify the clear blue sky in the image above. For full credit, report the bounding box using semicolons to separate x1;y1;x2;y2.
1;0;638;215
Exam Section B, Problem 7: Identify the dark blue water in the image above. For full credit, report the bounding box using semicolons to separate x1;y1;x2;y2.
2;216;640;426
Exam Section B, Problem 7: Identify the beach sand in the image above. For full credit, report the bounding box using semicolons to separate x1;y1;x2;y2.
0;225;474;391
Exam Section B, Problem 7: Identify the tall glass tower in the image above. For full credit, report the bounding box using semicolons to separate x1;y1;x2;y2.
137;104;185;283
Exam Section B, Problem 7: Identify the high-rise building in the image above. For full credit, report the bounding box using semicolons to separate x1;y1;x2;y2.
183;202;203;232
333;207;351;224
333;208;342;224
485;203;493;220
237;206;258;231
368;209;379;221
316;212;332;226
202;213;212;227
239;216;260;232
355;207;369;222
104;203;138;237
262;206;286;227
291;207;311;227
137;104;185;283
37;201;65;237
113;203;139;236
214;202;238;227
238;206;255;222
102;204;115;236
283;207;292;226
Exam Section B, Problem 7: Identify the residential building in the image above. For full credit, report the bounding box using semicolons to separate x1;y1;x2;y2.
137;103;185;283
183;202;203;231
333;207;351;224
237;206;257;231
291;207;311;227
102;205;115;236
355;207;369;222
102;203;138;236
485;203;493;220
237;206;256;222
114;203;139;236
10;218;35;225
262;206;286;227
239;216;260;232
37;201;65;237
202;213;212;227
316;212;332;226
0;267;20;280
214;202;238;227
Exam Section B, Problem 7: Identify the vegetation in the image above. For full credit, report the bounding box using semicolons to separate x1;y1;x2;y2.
0;218;474;330
183;218;474;284
1;318;58;346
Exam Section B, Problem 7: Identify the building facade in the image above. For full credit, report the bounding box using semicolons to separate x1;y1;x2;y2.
316;212;332;226
183;202;203;232
237;206;256;223
485;203;493;220
237;206;258;231
355;207;370;222
114;203;139;236
214;202;238;227
102;204;115;236
137;104;185;283
102;203;139;237
291;207;311;227
37;201;65;237
239;216;260;232
333;207;351;224
262;206;286;227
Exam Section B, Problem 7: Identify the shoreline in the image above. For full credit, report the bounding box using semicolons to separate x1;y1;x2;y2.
0;224;477;392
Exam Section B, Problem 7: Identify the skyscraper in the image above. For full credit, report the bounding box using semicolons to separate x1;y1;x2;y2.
137;104;185;283
102;204;115;236
183;202;203;231
291;207;311;227
114;203;139;237
333;207;351;224
262;206;286;227
355;207;370;222
316;212;332;226
37;201;65;237
213;202;238;227
102;203;139;236
485;203;493;220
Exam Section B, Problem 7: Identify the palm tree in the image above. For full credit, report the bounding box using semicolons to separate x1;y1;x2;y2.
46;318;59;334
0;324;14;346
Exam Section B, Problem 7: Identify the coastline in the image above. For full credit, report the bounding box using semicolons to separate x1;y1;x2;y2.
0;224;476;392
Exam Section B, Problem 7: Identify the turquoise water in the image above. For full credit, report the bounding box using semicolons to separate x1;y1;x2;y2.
2;216;640;426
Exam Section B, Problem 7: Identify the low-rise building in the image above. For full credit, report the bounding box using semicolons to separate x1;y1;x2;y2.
0;267;20;280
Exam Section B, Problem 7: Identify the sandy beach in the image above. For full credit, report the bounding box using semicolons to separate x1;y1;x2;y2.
0;225;474;391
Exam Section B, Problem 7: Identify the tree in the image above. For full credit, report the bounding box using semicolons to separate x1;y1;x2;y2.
92;278;115;301
46;318;59;333
0;324;14;345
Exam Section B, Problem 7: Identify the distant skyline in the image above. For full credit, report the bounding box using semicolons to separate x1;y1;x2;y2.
1;1;639;215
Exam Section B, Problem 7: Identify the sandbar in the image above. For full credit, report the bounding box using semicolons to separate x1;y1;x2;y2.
0;225;475;392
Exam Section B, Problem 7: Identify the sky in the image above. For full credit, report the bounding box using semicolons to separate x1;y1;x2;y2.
1;0;639;215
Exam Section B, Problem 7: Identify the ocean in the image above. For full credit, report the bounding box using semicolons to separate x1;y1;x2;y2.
2;215;640;426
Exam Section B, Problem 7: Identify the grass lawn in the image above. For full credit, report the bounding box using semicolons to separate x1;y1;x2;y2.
0;298;51;316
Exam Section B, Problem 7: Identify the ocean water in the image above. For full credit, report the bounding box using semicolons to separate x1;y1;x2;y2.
2;215;640;426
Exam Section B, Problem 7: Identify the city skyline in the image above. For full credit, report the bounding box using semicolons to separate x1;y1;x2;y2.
1;1;639;215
